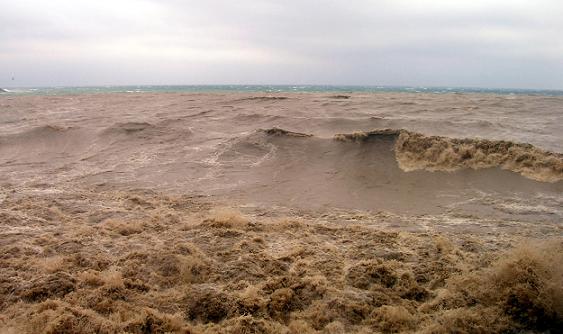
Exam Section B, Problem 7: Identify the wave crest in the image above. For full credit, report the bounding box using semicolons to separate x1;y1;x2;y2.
334;129;563;182
395;130;563;183
262;127;312;137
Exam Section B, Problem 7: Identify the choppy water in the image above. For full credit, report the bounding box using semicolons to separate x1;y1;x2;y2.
1;90;562;334
1;84;563;96
0;91;561;221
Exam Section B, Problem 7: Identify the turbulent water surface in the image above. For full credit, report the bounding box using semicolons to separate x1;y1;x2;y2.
1;92;561;216
0;92;562;333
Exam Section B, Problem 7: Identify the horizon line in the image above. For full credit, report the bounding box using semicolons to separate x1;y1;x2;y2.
2;84;563;92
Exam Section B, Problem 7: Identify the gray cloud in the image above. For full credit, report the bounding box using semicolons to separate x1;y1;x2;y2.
1;0;562;88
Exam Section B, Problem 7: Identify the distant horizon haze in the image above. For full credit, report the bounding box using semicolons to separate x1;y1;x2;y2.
1;0;562;89
1;83;563;93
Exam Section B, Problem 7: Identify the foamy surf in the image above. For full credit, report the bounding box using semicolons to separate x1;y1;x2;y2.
0;188;561;333
333;129;563;182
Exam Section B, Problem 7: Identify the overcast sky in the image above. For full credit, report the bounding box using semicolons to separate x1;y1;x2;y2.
1;0;562;89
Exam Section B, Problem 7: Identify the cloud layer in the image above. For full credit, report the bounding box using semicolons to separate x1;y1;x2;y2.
1;0;562;88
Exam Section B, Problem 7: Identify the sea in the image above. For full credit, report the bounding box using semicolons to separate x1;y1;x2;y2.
1;86;562;332
1;84;563;96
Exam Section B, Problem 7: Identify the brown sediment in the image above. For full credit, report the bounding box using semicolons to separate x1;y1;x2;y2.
334;129;563;182
0;189;561;333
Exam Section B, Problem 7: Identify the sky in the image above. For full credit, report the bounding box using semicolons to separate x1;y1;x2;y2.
1;0;562;89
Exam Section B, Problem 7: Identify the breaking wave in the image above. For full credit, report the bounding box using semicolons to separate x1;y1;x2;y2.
0;123;560;215
260;127;562;183
394;130;563;183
